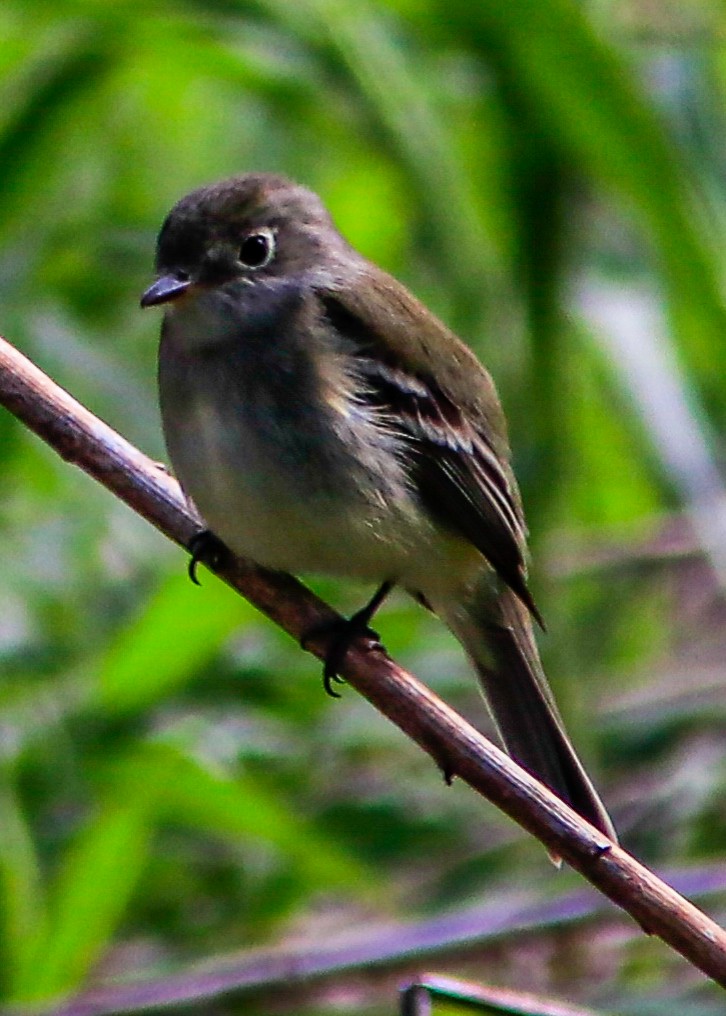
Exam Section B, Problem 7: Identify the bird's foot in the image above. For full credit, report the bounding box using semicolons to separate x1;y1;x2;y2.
301;614;383;697
301;581;393;697
187;529;229;585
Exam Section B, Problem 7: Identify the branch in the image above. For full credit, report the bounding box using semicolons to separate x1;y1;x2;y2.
2;334;726;986
28;863;726;1016
400;975;605;1016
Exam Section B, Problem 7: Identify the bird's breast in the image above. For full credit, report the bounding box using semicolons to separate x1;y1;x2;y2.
158;322;430;581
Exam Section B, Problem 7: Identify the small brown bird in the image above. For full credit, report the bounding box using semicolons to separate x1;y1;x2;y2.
142;173;615;840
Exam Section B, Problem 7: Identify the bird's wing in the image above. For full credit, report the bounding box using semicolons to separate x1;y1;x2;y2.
319;292;542;625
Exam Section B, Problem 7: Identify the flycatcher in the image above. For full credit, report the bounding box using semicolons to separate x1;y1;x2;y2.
142;173;615;840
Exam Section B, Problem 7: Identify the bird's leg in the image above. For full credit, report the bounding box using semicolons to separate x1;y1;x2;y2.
302;581;393;697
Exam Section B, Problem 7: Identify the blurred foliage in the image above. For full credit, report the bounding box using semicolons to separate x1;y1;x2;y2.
2;0;726;1014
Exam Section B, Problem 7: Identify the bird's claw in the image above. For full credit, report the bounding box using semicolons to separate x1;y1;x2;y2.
302;616;383;697
187;530;228;585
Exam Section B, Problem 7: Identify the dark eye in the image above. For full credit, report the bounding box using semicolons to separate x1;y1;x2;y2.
238;229;275;269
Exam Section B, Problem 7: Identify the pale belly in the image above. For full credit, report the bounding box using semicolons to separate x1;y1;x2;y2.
158;314;484;600
162;383;460;587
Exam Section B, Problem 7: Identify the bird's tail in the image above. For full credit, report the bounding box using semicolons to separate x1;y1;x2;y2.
437;585;616;841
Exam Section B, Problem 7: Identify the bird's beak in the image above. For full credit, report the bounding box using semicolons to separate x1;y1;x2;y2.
140;275;192;308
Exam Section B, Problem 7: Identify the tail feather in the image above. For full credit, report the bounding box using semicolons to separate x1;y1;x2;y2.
438;586;616;841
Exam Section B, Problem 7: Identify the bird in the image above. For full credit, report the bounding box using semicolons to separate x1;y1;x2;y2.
141;172;615;840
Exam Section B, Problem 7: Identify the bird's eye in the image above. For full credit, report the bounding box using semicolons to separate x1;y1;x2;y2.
238;229;275;269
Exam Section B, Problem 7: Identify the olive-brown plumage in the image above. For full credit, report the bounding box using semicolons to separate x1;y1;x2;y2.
142;173;615;840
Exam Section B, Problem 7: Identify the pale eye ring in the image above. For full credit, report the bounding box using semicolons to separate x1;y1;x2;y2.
238;228;275;269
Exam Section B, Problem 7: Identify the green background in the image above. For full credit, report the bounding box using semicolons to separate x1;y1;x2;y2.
2;1;726;1013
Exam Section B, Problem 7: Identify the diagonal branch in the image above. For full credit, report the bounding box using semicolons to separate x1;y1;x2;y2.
2;334;726;986
29;864;726;1016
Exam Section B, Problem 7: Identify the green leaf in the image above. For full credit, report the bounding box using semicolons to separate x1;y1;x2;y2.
139;742;378;897
11;781;161;1002
0;779;47;998
99;570;257;714
444;0;726;371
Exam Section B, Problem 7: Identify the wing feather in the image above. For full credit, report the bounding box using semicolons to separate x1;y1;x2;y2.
319;293;543;626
